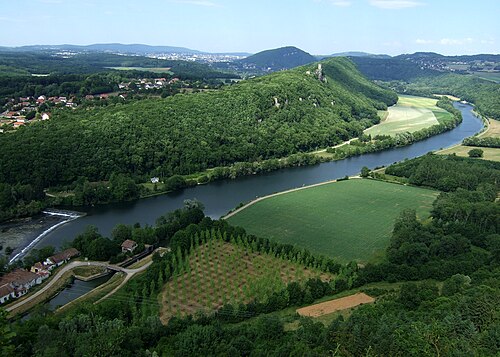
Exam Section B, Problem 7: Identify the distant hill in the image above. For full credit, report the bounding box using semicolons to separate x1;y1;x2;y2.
328;51;391;59
12;43;201;54
396;52;500;62
350;57;441;81
238;46;317;71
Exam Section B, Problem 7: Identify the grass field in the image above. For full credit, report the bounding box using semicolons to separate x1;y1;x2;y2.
365;95;451;137
227;179;438;263
106;66;173;74
437;118;500;162
159;239;333;323
438;146;500;162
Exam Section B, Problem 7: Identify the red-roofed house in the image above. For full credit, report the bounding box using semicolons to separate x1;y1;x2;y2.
0;283;14;304
44;248;80;269
121;239;138;253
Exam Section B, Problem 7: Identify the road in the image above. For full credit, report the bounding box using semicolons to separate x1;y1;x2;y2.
5;260;151;313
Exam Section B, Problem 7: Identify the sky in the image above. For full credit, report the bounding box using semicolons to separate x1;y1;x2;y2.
0;0;498;55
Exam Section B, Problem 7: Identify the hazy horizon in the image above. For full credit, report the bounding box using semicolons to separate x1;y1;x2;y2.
1;0;499;56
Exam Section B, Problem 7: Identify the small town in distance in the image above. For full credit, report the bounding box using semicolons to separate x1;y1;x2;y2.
0;0;498;356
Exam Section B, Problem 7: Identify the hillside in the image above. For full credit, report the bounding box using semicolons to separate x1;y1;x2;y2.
0;57;397;191
350;57;441;81
238;46;316;71
329;51;391;59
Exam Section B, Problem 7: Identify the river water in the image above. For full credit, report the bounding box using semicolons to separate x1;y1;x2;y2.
2;102;483;256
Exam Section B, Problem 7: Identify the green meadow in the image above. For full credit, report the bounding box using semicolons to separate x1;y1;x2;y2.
227;179;438;263
365;95;452;137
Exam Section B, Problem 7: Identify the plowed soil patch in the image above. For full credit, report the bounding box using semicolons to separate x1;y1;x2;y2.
297;292;374;317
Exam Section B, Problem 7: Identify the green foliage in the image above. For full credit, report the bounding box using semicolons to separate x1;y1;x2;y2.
463;135;500;148
238;46;316;71
385;154;500;192
406;74;500;120
0;51;233;79
468;148;484;158
351;56;441;81
0;58;396;194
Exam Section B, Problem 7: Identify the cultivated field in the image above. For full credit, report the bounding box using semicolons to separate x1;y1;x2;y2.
296;292;374;317
227;179;438;263
365;95;451;137
159;239;333;323
438;146;500;162
438;118;500;162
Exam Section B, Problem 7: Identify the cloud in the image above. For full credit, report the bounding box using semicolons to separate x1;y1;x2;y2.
329;0;352;6
369;0;424;9
170;0;220;7
313;0;352;7
415;39;433;44
415;37;493;46
439;37;473;45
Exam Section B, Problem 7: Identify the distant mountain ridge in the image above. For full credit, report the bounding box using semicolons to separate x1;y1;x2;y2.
9;43;201;54
237;46;317;71
0;43;252;57
327;51;391;59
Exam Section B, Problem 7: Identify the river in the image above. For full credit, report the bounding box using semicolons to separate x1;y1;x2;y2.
2;102;483;256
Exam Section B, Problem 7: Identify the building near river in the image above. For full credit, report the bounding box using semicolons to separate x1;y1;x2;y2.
0;269;43;304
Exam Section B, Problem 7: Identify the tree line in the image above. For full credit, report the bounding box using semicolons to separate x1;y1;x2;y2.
0;58;396;222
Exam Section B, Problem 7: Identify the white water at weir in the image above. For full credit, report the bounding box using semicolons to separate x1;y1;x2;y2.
8;210;83;264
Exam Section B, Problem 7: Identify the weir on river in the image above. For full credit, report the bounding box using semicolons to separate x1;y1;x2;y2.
3;102;484;258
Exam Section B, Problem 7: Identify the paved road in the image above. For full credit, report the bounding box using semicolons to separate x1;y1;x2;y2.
94;260;152;304
6;260;150;313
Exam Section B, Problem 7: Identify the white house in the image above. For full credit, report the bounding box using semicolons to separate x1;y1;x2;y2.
44;248;80;269
0;284;14;304
41;113;50;120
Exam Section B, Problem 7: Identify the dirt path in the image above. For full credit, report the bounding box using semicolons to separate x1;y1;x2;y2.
296;292;375;317
311;137;357;155
223;176;360;220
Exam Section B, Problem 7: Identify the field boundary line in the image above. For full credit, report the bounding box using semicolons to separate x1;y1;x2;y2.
223;176;360;219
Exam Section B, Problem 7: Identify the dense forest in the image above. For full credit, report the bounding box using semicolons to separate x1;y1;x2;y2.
350;56;500;120
350;57;441;81
0;58;397;220
405;74;500;120
1;155;498;356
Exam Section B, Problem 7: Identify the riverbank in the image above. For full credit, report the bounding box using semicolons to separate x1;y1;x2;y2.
1;101;483;258
41;96;465;210
2;210;85;263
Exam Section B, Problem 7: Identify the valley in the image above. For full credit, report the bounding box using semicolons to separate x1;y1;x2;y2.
0;17;499;354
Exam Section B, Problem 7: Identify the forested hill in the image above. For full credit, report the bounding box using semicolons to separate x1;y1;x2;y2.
238;46;317;71
0;57;397;190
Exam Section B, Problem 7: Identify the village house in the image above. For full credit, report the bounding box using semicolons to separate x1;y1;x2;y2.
13;122;25;129
0;269;43;304
30;262;51;281
0;283;14;304
44;248;80;269
121;239;138;254
41;113;50;120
